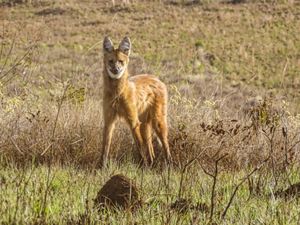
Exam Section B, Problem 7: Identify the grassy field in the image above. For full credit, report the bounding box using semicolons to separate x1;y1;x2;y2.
1;0;300;224
1;163;300;224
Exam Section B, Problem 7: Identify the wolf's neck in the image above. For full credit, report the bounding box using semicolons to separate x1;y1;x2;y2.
103;68;129;97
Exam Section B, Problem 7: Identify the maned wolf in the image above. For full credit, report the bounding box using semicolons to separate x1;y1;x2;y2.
101;36;171;167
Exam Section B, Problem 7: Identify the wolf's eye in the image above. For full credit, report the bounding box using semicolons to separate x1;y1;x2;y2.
118;60;124;64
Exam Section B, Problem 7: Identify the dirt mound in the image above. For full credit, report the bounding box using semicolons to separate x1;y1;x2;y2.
275;182;300;200
171;198;209;213
35;7;66;16
94;174;141;211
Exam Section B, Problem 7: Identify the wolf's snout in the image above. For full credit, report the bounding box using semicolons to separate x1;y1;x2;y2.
110;67;120;74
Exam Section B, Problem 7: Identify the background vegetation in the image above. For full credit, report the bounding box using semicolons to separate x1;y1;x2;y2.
0;0;300;224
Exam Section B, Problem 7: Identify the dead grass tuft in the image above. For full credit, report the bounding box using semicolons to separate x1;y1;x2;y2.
275;182;300;200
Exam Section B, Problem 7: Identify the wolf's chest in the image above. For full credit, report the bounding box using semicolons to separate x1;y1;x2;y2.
110;96;124;112
108;96;134;117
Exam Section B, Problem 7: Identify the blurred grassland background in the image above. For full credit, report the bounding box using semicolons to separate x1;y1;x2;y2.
0;0;300;224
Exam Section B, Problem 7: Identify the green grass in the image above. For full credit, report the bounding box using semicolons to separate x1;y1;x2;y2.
1;163;300;224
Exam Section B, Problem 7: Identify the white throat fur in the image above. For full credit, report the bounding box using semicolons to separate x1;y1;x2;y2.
107;67;126;79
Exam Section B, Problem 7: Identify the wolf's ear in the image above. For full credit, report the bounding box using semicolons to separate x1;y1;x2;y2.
103;36;114;53
118;37;131;56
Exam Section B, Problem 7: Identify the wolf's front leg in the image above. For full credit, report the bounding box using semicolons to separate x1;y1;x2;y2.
101;116;116;168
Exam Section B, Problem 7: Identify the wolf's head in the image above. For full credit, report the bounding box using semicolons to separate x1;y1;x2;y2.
103;36;131;79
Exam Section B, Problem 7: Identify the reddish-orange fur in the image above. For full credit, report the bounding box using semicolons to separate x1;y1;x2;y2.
101;37;171;167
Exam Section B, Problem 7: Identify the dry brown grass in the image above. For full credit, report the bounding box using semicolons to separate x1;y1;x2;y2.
1;64;299;171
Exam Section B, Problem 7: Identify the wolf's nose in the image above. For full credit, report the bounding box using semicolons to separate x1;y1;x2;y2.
111;68;120;74
115;67;122;73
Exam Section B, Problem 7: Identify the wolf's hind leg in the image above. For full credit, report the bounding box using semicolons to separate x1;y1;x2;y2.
141;121;155;166
153;104;172;164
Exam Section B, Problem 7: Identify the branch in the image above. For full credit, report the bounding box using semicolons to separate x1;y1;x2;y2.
201;153;227;222
177;149;206;199
221;157;269;219
41;81;70;156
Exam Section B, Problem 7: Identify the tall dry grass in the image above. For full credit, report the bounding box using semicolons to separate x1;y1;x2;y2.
1;38;299;172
